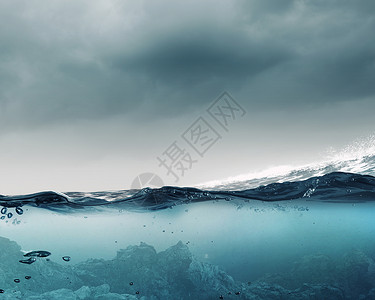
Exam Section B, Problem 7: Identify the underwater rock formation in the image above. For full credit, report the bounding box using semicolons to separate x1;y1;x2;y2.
1;236;375;299
75;241;237;299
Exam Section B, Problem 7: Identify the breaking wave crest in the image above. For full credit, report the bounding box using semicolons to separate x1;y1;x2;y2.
200;135;375;190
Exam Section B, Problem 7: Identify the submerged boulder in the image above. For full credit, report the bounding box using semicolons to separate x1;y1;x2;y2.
75;241;239;299
338;249;375;298
26;288;77;300
188;259;238;297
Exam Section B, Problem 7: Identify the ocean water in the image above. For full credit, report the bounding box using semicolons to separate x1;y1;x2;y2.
1;152;375;299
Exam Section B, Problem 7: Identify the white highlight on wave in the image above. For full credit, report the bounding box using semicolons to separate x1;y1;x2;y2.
199;134;375;189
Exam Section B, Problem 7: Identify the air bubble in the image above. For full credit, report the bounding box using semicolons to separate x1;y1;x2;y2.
16;207;24;215
24;250;51;258
19;257;36;264
25;276;31;280
14;279;20;283
1;207;7;214
7;212;13;218
62;256;71;262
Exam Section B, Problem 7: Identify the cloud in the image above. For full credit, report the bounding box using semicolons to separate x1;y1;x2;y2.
0;0;374;131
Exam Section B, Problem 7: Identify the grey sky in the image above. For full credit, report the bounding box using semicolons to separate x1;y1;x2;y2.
0;0;375;194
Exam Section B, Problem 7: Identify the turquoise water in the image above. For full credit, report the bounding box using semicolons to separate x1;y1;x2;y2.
1;196;375;299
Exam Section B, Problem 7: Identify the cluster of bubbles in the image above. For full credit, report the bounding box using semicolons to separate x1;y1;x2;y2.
12;275;32;285
17;250;71;265
19;250;51;265
1;250;71;294
0;206;23;221
183;191;227;202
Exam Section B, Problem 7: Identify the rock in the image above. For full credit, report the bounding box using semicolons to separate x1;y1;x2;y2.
338;249;375;297
94;293;137;300
0;236;22;261
0;290;23;300
75;286;91;299
92;284;111;296
26;288;77;300
23;285;137;300
158;241;192;274
116;242;158;268
244;281;291;299
188;259;238;297
75;241;235;299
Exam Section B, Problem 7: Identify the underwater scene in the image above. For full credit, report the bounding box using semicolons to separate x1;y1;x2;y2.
1;152;375;300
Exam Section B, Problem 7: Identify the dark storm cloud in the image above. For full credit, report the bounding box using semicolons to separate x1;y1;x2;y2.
0;0;374;130
114;27;290;81
110;25;292;114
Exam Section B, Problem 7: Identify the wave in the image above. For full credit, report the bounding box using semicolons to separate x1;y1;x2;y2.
200;135;375;191
1;172;375;213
